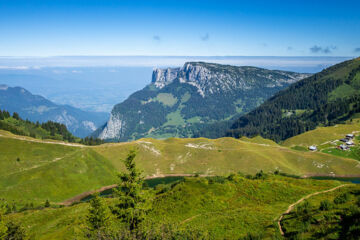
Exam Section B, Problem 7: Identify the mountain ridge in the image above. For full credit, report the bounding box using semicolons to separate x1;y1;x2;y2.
97;62;310;141
0;84;108;137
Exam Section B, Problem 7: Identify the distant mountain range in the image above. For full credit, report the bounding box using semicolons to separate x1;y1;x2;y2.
227;57;360;141
96;62;310;141
0;84;108;137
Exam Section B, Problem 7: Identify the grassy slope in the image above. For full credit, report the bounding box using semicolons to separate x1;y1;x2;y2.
282;119;360;163
0;132;117;205
1;129;360;205
281;184;360;239
94;137;360;177
6;175;348;240
282;118;360;147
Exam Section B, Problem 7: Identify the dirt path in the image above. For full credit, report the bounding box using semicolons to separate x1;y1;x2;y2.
58;174;214;206
277;184;349;236
0;133;86;147
1;150;82;178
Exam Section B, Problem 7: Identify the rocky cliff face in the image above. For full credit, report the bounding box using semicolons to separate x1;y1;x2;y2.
152;67;180;89
98;113;126;139
151;62;309;97
97;62;311;141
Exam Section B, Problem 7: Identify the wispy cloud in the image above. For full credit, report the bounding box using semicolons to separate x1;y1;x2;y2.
0;66;30;70
153;35;161;41
287;46;293;51
200;33;209;41
310;45;337;54
354;48;360;53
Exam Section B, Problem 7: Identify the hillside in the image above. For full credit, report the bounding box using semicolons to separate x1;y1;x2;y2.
1;129;360;207
0;84;108;137
228;57;360;142
283;118;360;147
281;184;360;239
96;62;309;141
0;109;78;142
5;175;355;239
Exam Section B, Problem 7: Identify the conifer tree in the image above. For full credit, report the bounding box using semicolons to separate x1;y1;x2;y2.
113;150;150;231
44;200;50;208
12;112;20;120
86;194;111;239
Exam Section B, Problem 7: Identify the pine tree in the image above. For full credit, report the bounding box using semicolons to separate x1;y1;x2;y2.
113;150;150;231
44;200;50;208
86;194;111;239
12;112;20;120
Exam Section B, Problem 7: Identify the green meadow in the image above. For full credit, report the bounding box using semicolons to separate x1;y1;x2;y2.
6;175;354;240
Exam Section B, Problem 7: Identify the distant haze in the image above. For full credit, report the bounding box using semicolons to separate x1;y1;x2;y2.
0;56;353;112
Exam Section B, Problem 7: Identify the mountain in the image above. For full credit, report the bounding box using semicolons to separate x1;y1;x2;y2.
227;57;360;142
97;62;310;141
0;84;108;137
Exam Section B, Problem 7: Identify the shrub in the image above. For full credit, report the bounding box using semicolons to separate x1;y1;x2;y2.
334;193;351;204
319;200;332;211
241;232;263;240
44;200;50;208
253;170;267;180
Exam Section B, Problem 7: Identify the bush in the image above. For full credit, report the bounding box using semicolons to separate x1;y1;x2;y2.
241;232;263;240
296;201;312;216
319;200;332;211
254;170;267;180
44;200;50;208
334;193;351;204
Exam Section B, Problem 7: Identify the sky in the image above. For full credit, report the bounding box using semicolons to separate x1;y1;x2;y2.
0;0;360;57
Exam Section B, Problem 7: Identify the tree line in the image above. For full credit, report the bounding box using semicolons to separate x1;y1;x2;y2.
0;109;104;146
227;58;360;142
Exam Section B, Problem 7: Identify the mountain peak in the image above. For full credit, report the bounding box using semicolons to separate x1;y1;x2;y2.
151;62;309;97
0;84;9;90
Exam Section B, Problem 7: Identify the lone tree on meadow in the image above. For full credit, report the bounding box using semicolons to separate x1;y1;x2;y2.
44;200;50;208
112;150;150;231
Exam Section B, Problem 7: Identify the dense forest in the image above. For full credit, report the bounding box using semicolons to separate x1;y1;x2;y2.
0;109;104;145
227;57;360;142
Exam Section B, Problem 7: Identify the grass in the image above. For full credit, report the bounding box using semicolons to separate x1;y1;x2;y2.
281;184;360;239
322;146;360;162
6;175;348;240
155;93;178;107
239;135;278;146
0;133;117;206
163;110;186;126
94;137;360;178
1;128;360;208
328;84;358;101
282;119;360;147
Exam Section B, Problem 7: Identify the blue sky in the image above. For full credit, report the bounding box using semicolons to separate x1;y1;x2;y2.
0;0;359;56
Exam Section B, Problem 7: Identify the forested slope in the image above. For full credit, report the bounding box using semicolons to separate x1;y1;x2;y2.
228;57;360;142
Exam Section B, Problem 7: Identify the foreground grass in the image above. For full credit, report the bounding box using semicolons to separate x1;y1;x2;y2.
0;135;117;206
6;175;348;240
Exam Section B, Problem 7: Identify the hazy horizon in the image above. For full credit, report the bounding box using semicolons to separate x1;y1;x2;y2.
0;56;354;113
